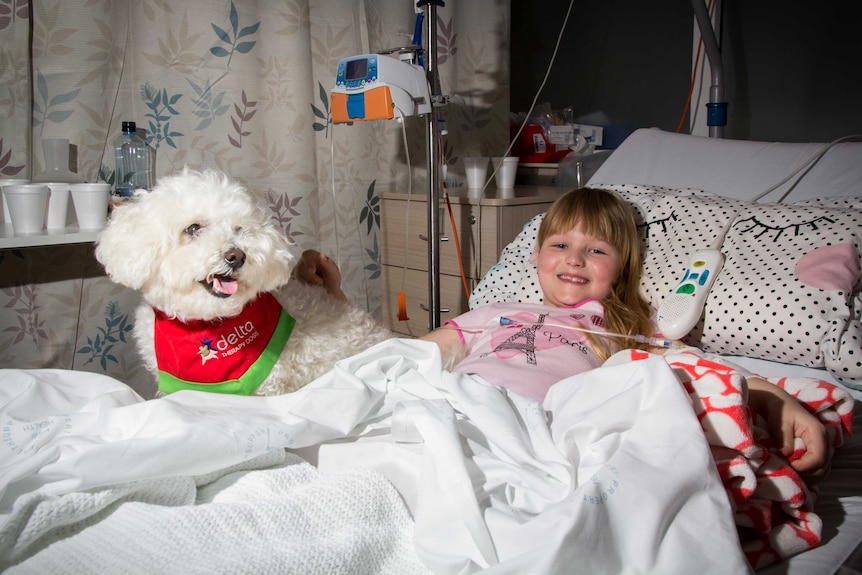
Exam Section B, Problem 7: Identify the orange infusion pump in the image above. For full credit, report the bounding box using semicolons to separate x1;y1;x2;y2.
331;54;431;123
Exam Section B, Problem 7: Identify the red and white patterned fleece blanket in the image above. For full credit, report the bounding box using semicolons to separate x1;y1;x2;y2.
628;349;855;570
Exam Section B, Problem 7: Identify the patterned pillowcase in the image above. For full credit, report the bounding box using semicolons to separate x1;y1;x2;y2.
471;185;862;389
705;196;862;386
608;185;862;388
469;214;545;309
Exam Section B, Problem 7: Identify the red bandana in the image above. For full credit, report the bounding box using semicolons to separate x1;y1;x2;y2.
154;292;294;395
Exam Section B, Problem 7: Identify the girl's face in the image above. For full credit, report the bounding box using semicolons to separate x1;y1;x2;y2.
536;223;623;308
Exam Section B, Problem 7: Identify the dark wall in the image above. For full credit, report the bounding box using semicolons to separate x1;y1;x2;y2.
510;0;862;145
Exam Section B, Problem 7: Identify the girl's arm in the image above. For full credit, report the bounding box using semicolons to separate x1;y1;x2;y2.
746;376;830;482
419;324;468;370
653;338;831;482
419;324;465;355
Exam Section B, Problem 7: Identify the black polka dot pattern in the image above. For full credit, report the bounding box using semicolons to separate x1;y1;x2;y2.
469;214;545;308
470;185;862;389
703;195;862;387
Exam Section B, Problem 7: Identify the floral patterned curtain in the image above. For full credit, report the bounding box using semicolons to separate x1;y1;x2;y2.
0;0;510;398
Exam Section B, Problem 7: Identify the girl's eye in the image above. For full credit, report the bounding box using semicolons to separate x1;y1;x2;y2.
185;223;202;236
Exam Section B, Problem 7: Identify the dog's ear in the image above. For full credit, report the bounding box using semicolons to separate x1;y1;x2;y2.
95;200;159;289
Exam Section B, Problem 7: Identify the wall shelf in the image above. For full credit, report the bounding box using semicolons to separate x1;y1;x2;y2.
0;223;100;249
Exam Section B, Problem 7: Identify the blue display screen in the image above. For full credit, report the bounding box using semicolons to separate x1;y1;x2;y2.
346;58;368;80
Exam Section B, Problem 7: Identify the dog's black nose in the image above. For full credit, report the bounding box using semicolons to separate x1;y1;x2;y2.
224;247;246;270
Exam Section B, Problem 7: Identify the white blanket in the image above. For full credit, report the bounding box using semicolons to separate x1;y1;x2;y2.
0;339;750;574
1;450;428;574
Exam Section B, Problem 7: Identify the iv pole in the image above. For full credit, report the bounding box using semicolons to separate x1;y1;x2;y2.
419;0;445;329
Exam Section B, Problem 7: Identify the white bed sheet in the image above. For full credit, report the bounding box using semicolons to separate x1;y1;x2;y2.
0;345;855;574
1;340;754;575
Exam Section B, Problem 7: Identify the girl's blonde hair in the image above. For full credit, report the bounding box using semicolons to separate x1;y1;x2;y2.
537;187;653;361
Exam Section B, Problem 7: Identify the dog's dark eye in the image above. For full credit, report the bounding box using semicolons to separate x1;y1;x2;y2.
185;223;202;237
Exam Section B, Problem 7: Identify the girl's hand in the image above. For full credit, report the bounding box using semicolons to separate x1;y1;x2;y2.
293;250;347;301
747;377;830;482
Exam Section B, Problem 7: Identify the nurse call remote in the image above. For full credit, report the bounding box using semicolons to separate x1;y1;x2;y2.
656;249;725;340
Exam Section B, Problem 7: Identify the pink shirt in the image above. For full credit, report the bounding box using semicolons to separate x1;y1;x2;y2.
446;300;607;401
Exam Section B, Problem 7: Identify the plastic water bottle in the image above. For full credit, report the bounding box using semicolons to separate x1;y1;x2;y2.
113;121;152;197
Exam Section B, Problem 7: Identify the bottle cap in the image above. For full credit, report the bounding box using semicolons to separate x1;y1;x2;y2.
122;121;137;132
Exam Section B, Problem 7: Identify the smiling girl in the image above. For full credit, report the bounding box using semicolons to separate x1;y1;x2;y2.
419;187;655;400
297;187;830;480
419;187;829;479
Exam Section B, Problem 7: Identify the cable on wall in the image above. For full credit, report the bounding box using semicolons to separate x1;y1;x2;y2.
472;0;576;282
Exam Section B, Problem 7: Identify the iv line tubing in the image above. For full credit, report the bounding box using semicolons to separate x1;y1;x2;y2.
753;135;862;203
394;107;412;299
473;0;576;281
437;319;686;351
484;0;576;193
329;125;341;269
444;189;471;298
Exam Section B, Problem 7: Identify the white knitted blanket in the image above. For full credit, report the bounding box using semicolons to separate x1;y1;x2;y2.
2;449;429;574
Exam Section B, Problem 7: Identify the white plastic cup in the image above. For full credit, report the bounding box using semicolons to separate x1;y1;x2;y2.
492;156;519;190
44;182;71;229
3;184;49;234
70;183;111;229
0;178;30;223
464;157;489;189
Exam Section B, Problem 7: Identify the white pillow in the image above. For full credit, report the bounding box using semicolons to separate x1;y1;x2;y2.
470;185;862;389
703;195;862;384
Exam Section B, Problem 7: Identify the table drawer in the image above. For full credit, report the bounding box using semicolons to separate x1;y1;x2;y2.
381;265;470;336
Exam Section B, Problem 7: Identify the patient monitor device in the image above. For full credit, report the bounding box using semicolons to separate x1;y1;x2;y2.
331;54;432;123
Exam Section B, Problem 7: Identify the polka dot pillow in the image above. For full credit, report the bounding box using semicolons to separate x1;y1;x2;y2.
469;214;545;309
704;195;862;386
470;185;862;389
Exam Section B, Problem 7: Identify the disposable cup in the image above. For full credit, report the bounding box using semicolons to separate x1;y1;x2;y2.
0;178;30;223
3;184;49;234
70;183;111;229
492;156;519;190
464;157;489;189
44;182;71;229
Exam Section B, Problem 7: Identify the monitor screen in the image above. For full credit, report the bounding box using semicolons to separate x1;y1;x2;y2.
345;58;368;81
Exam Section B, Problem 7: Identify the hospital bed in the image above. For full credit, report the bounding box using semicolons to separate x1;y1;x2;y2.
0;128;860;574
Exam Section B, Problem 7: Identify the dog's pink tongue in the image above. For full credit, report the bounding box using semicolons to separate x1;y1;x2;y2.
213;276;239;295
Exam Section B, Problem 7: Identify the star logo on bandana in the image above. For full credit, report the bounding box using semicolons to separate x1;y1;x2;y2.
198;337;219;365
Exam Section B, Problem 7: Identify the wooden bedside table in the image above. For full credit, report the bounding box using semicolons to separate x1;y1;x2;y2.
379;186;560;336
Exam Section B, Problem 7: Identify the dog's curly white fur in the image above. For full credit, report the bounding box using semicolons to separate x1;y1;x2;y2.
95;167;392;396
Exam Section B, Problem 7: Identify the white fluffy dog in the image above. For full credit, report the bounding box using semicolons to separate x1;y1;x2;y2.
95;167;392;396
